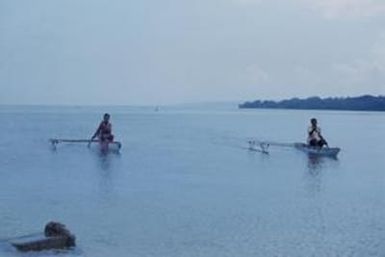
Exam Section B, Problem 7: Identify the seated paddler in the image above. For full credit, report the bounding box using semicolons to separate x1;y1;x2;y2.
91;113;114;143
307;118;328;148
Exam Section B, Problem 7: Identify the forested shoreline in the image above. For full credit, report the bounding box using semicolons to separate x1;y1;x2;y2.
239;95;385;111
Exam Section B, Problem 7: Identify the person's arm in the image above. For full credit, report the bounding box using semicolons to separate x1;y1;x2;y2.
318;128;329;147
91;123;102;140
88;123;101;147
308;126;316;136
320;135;329;147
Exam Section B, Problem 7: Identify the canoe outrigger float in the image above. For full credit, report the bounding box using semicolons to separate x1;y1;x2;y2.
49;138;122;153
248;140;340;158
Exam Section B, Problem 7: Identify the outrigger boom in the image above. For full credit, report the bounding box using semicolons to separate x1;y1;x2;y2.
50;139;101;144
49;138;122;152
248;140;295;153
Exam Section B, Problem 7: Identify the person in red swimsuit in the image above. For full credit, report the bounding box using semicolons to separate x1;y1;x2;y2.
91;113;114;143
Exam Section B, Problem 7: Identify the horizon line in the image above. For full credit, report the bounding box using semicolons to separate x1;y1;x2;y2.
1;94;384;107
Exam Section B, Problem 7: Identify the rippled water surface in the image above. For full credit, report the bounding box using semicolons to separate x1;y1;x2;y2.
0;106;384;257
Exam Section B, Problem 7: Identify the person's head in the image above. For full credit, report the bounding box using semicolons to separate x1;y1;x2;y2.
103;113;110;122
310;118;317;126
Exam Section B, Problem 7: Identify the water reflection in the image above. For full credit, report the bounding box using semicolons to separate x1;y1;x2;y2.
300;156;330;241
303;156;327;197
94;152;121;206
307;155;324;171
95;147;121;170
303;155;339;197
98;153;112;170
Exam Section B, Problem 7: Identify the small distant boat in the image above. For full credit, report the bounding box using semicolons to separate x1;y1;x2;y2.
248;140;340;158
50;139;122;153
9;222;75;252
11;234;74;252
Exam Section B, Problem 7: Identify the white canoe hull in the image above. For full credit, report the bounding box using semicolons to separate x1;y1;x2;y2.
294;143;340;157
89;141;122;153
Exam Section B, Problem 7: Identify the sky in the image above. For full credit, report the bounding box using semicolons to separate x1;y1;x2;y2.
0;0;385;105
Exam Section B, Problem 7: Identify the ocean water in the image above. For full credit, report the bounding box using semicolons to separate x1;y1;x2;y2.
0;106;384;257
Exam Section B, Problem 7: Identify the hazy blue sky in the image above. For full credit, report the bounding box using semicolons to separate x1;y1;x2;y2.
1;0;385;105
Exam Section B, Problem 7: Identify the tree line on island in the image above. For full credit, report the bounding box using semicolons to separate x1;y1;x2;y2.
238;95;385;111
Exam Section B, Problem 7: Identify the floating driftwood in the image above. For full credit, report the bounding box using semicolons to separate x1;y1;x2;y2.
10;222;76;252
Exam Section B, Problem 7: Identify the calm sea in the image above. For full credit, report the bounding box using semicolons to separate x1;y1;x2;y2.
0;105;384;257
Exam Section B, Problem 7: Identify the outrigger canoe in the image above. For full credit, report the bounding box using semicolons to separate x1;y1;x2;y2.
248;140;340;158
49;139;122;153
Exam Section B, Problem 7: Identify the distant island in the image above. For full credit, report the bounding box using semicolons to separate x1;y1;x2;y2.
238;95;385;111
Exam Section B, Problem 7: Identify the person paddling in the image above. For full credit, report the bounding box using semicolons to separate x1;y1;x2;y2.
307;118;328;148
89;113;114;146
